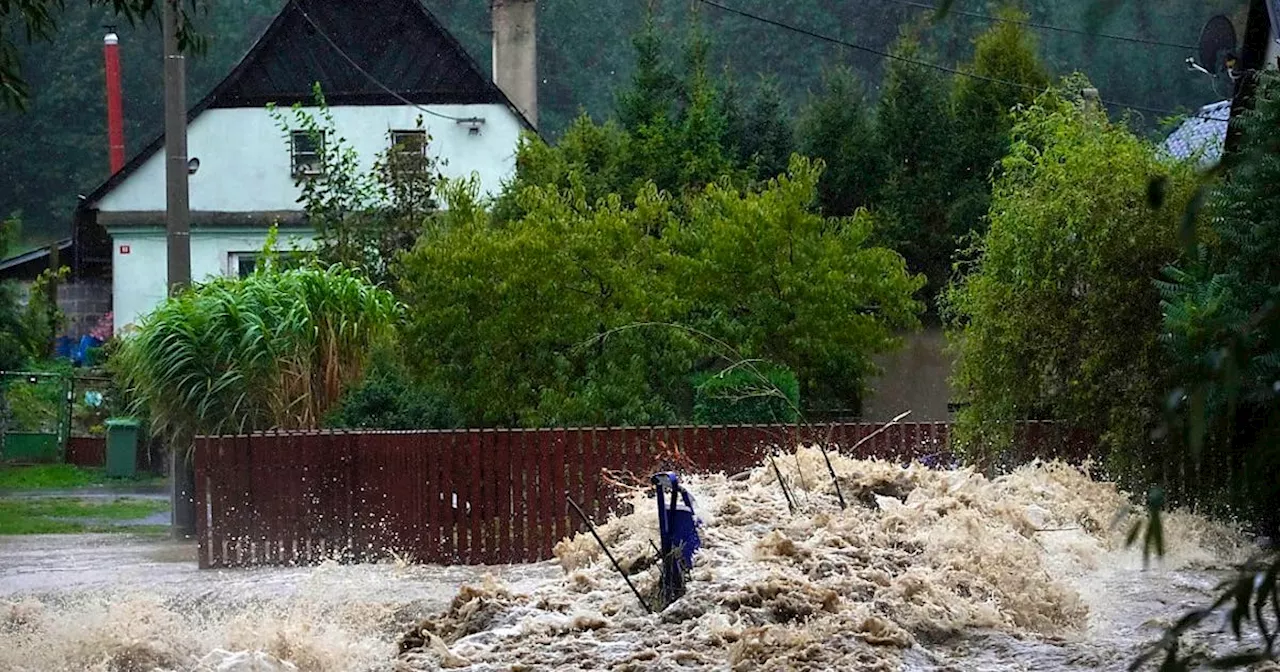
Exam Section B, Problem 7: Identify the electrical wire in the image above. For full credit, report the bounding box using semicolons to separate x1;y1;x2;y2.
871;0;1196;50
694;0;1227;122
294;5;478;123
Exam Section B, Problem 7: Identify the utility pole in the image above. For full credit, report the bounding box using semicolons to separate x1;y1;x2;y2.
163;0;195;539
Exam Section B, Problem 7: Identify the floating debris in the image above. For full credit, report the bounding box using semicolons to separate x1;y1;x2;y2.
401;446;1250;671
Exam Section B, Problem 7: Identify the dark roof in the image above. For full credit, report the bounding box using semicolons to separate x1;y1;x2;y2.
80;0;533;211
211;0;511;109
0;238;72;275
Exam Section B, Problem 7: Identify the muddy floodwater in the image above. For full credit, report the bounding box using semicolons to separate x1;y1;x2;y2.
0;449;1265;671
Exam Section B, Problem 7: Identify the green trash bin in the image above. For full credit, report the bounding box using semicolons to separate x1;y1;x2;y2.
105;418;140;478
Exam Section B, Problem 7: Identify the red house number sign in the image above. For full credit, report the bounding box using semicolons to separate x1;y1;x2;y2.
119;245;131;255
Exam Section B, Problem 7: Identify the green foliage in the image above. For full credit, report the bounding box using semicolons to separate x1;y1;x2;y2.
739;76;795;181
495;12;757;223
945;83;1198;469
615;6;678;133
112;262;400;446
692;363;800;425
402;157;921;427
1;373;65;434
269;85;442;287
402;178;696;427
951;8;1051;190
0;215;27;372
324;359;460;431
949;10;1051;246
1157;70;1280;531
875;32;963;306
20;265;69;360
797;66;881;218
678;156;924;408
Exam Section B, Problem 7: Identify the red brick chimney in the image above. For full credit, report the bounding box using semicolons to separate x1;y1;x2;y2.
104;30;126;173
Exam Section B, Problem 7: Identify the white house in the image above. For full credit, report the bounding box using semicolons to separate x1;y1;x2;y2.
76;0;536;333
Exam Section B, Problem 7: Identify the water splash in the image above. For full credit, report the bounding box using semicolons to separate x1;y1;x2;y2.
403;447;1252;670
0;447;1254;671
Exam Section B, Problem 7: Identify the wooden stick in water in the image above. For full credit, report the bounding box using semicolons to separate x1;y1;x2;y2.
567;495;652;614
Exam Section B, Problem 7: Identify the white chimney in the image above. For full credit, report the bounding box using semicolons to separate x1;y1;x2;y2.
491;0;537;129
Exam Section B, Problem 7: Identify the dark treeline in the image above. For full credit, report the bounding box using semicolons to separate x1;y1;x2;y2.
0;0;1242;249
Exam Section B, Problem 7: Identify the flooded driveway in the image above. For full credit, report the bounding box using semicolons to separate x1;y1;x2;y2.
0;534;560;671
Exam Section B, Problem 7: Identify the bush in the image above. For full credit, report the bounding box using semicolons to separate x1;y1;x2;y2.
1158;71;1280;530
400;157;922;427
113;261;399;443
692;363;799;425
945;81;1198;470
325;364;459;430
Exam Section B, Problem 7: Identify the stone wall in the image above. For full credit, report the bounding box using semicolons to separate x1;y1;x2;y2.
14;279;112;339
58;280;111;338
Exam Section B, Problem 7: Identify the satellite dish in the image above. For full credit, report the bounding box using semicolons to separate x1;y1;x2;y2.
1198;15;1238;77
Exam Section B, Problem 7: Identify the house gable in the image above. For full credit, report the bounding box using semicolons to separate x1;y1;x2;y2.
209;0;511;109
81;0;533;212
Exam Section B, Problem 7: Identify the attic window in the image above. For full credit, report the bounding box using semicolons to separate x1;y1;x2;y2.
389;130;427;173
290;130;324;176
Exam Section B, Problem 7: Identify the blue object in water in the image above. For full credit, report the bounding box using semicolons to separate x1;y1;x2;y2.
652;472;702;605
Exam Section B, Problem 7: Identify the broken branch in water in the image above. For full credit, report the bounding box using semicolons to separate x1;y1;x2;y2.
817;410;913;510
567;495;653;614
769;454;797;513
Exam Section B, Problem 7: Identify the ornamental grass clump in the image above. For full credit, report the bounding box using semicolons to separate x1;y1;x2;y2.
113;263;399;445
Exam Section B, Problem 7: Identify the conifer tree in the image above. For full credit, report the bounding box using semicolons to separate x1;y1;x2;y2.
719;67;747;166
615;4;678;133
876;31;960;307
949;9;1051;240
798;66;881;217
673;15;733;191
742;76;796;180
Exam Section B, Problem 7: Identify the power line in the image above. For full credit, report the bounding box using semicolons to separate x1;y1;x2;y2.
873;0;1196;50
294;5;477;124
694;0;1224;122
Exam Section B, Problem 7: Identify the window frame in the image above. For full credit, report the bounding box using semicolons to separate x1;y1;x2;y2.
229;251;259;279
290;129;325;177
228;250;304;278
388;129;428;173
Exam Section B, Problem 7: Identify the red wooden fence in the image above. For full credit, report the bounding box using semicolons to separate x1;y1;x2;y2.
66;436;106;467
193;421;1091;569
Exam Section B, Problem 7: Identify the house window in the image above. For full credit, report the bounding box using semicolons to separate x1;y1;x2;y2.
229;251;304;278
230;252;260;278
388;130;427;173
290;130;324;176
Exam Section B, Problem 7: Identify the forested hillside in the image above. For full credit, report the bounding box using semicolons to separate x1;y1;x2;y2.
0;0;1243;247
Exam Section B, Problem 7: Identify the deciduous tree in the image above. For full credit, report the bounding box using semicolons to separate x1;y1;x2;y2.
946;83;1198;468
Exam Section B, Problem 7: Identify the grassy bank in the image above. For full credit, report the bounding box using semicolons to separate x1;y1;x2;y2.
0;497;169;535
0;464;165;490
